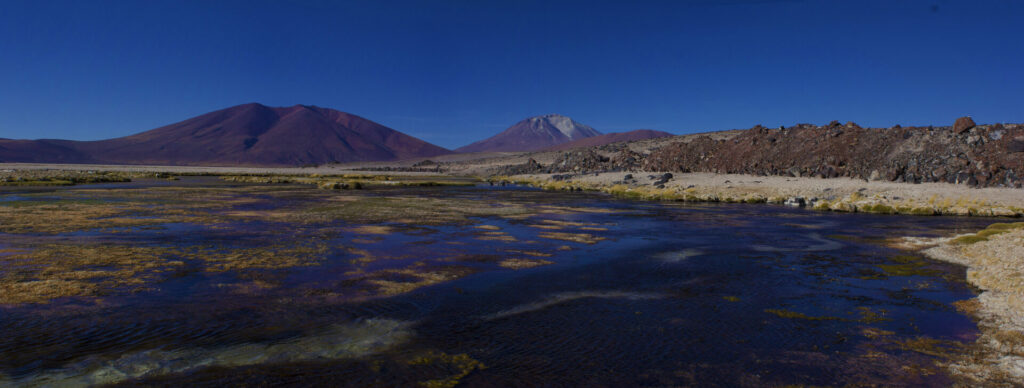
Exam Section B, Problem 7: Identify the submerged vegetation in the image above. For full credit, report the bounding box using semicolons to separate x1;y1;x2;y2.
950;222;1024;245
221;173;477;190
406;351;485;388
0;175;612;305
0;169;185;186
0;169;1008;385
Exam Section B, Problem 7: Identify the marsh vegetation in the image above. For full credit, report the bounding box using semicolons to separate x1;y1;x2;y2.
0;176;1006;386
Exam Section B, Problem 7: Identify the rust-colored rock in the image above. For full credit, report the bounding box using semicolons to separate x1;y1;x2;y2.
641;121;1024;188
954;116;977;134
544;130;673;151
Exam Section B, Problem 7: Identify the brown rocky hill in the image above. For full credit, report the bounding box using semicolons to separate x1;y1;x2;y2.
493;118;1023;188
543;129;674;151
456;114;601;153
641;119;1024;188
0;103;452;166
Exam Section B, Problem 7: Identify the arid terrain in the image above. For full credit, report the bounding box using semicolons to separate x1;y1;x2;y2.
2;117;1023;384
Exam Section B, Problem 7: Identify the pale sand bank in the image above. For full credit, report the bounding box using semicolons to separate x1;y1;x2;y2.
900;228;1024;383
510;171;1024;217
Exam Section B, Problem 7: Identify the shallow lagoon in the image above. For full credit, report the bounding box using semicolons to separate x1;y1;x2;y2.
0;179;996;386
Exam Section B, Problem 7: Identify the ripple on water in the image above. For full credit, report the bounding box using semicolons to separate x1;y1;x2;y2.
652;248;704;263
483;291;664;321
1;319;411;387
752;233;844;252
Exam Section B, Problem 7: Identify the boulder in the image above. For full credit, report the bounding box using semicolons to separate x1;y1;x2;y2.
783;197;806;207
1008;139;1024;153
953;116;976;134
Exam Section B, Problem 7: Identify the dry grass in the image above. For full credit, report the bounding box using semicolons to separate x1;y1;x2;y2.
0;239;331;304
406;351;485;388
295;196;530;225
505;249;553;257
498;258;554;269
365;267;473;297
950;222;1024;245
346;225;395;235
475;232;517;242
537;232;606;244
0;244;185;304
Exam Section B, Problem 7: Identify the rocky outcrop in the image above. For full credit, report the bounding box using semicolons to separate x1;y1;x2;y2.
954;116;977;134
643;119;1024;188
495;158;545;175
545;149;645;173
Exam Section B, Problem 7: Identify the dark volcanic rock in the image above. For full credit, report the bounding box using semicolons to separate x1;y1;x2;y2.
547;149;610;173
1009;139;1024;153
544;129;674;151
496;158;545;175
954;116;976;134
642;121;1024;188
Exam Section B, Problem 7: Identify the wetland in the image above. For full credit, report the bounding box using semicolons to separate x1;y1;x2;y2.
0;177;1003;386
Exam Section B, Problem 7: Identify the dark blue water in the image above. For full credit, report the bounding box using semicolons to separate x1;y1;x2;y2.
0;184;992;387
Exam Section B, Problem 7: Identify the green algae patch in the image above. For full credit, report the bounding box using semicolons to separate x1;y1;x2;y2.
856;307;889;323
722;296;741;302
875;264;938;278
895;336;966;358
407;351;485;388
951;222;1024;245
860;203;897;214
298;196;531;225
764;308;842;321
872;255;940;278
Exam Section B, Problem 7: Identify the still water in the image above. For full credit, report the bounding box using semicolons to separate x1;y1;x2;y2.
0;182;993;386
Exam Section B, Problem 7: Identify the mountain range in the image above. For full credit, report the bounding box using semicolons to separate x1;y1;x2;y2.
0;103;451;166
455;114;602;153
0;104;673;166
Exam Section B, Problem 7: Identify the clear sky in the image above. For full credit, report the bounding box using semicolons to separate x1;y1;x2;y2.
1;0;1021;149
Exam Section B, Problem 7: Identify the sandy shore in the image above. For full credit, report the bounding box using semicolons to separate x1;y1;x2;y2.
898;228;1024;383
507;171;1024;217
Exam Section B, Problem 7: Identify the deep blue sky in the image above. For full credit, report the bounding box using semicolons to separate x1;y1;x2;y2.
1;0;1021;149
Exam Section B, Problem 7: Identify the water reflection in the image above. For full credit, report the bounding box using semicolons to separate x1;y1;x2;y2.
0;182;996;386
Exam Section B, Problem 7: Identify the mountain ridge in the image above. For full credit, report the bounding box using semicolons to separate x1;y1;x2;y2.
456;114;601;153
0;103;452;166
